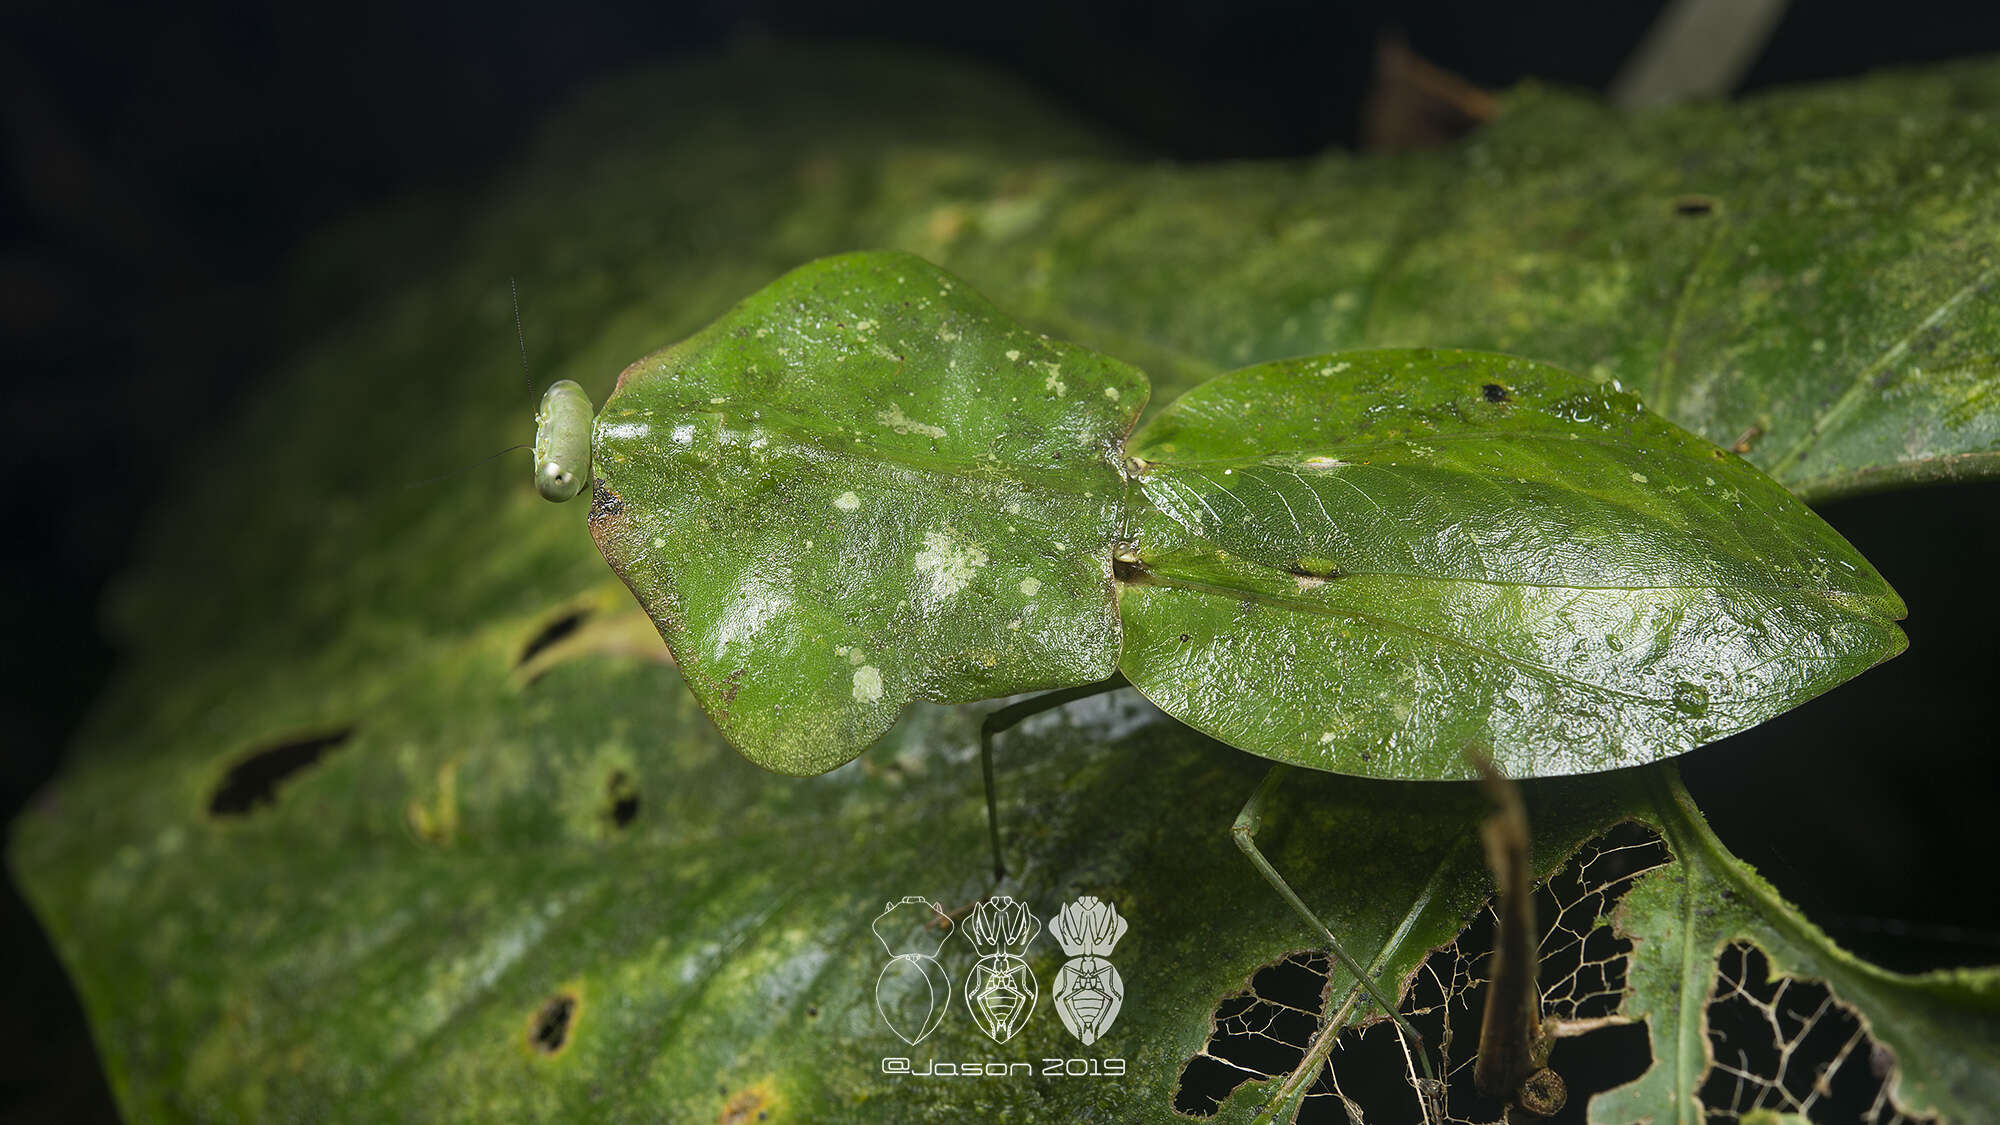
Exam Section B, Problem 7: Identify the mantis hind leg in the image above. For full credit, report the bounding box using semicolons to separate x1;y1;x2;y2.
1231;764;1441;1099
978;673;1129;881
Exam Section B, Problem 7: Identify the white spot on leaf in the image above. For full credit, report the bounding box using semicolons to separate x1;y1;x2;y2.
876;403;947;439
834;491;861;511
852;665;883;703
913;531;989;599
1019;577;1042;596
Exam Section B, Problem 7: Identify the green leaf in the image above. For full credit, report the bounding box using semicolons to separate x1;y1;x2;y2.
877;64;2000;502
1120;348;1905;780
11;44;1994;1125
590;250;1145;775
1171;765;1999;1124
16;627;1991;1121
1594;770;1999;1123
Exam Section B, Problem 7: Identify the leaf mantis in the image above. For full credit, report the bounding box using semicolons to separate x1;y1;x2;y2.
533;250;1904;1093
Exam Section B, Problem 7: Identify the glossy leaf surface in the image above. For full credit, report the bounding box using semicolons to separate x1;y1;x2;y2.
15;619;1990;1121
10;43;1995;1125
590;250;1145;774
1121;349;1906;779
869;63;2000;503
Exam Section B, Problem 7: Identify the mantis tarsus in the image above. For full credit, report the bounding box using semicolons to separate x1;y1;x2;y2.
531;249;1905;1100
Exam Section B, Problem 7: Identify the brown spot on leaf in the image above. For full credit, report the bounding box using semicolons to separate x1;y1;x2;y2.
718;1084;773;1125
588;480;624;522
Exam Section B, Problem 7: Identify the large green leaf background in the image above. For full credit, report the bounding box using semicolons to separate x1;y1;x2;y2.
11;44;1998;1122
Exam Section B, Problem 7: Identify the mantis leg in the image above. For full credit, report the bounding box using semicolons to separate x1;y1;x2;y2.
1231;764;1439;1093
979;673;1129;881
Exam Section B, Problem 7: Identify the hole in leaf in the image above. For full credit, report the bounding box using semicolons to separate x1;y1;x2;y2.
207;728;355;816
1700;941;1937;1124
1177;822;1668;1122
1529;821;1670;1020
519;608;591;666
1543;1021;1651;1117
1480;383;1509;403
605;770;639;829
1173;950;1330;1116
1673;194;1718;217
529;993;576;1055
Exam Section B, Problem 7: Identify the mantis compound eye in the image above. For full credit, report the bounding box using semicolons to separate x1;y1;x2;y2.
532;379;594;502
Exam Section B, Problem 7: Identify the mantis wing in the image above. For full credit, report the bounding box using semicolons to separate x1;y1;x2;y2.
1119;348;1906;780
590;251;1147;775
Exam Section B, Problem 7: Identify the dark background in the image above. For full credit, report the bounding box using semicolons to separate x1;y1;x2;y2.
5;1;1999;1119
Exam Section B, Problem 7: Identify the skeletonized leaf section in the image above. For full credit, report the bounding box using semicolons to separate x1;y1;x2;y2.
1119;349;1905;781
591;251;1146;775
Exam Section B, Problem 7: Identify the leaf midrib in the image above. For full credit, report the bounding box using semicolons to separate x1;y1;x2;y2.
1129;569;1747;709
